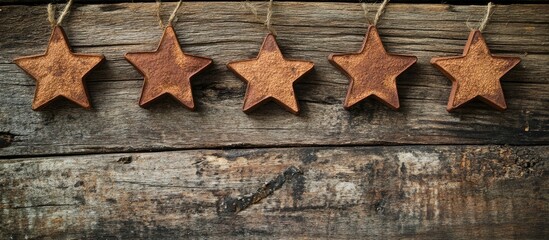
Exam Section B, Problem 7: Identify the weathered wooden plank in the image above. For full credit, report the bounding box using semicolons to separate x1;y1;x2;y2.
3;0;545;5
0;3;548;156
0;145;546;238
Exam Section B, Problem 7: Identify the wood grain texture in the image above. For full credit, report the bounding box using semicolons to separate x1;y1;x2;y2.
0;145;546;238
1;0;546;5
0;3;548;157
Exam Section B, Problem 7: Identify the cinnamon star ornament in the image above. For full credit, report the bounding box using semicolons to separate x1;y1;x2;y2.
14;26;104;110
431;30;520;111
125;25;212;109
329;26;416;110
227;34;314;114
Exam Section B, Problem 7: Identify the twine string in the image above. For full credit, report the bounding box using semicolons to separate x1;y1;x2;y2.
243;0;277;36
156;0;163;28
467;2;494;32
265;0;275;35
373;0;389;26
244;1;262;23
47;0;73;27
361;3;371;25
362;0;389;27
478;2;494;32
47;4;55;27
156;0;184;29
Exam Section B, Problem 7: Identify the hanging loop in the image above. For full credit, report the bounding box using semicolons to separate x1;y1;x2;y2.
47;0;73;28
156;0;184;29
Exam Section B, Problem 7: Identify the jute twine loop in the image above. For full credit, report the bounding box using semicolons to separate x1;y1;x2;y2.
265;0;275;35
243;0;277;36
362;0;389;27
478;2;494;32
467;2;494;32
47;0;73;28
156;0;184;29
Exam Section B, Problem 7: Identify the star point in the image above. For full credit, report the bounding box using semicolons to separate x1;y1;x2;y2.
431;30;521;111
14;26;104;110
329;26;417;110
125;25;212;109
227;34;314;114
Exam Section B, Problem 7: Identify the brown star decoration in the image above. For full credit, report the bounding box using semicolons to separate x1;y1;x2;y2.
431;30;520;111
227;34;314;114
329;26;417;110
14;26;104;110
125;25;212;109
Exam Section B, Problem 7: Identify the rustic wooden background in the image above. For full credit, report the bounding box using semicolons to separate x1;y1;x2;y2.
0;1;547;239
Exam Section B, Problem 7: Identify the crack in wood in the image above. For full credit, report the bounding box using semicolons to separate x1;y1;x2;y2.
117;156;133;164
217;166;303;215
2;203;76;210
0;132;14;148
